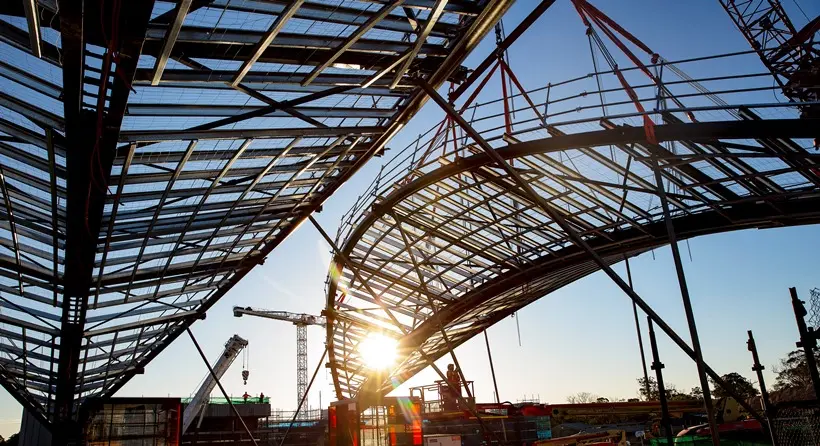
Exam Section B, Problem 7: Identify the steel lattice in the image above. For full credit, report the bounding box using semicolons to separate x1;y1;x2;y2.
324;49;820;400
0;0;511;425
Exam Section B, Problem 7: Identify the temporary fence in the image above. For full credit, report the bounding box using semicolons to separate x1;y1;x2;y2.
771;403;820;446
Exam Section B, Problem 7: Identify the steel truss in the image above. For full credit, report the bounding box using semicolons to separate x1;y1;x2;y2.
0;0;512;430
324;48;820;403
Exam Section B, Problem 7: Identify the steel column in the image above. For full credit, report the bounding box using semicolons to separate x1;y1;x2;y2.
484;330;500;403
747;330;778;446
625;258;651;401
54;108;115;441
53;0;91;435
789;287;820;400
649;155;720;445
647;318;675;446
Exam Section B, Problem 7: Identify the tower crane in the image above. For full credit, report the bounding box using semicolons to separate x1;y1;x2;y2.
718;0;820;118
182;334;248;434
233;306;326;415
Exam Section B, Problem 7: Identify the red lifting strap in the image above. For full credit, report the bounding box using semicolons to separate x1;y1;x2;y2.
572;0;659;145
614;68;657;145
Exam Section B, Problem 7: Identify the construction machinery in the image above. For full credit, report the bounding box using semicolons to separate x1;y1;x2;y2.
182;334;248;434
718;0;820;118
233;306;326;413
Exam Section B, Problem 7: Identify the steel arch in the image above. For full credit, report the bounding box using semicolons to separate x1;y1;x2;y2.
325;117;820;399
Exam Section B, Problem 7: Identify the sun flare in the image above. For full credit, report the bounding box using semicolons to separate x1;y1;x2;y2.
358;333;398;370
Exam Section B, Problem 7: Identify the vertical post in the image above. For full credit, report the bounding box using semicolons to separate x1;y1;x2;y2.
789;287;820;400
747;330;778;446
647;318;675;446
484;331;501;403
625;258;651;400
651;157;720;445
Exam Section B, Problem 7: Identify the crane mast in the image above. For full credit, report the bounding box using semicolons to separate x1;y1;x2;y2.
233;306;326;417
718;0;820;117
182;334;248;434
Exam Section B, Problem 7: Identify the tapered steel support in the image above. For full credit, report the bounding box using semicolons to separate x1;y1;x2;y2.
484;331;501;403
415;78;765;428
648;318;675;446
747;330;779;446
626;258;651;401
649;156;720;445
789;287;820;400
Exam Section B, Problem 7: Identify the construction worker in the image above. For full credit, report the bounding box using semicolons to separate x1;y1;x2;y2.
242;391;250;403
446;364;461;397
259;392;265;403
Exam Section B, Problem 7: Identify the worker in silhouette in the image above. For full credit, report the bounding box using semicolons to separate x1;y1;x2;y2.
442;364;461;410
446;364;461;397
242;391;250;403
259;392;265;403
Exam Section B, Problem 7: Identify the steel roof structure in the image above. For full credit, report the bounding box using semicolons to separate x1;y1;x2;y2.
0;0;512;429
324;48;820;400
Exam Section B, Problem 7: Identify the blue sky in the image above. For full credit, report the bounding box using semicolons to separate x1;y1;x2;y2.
2;0;819;437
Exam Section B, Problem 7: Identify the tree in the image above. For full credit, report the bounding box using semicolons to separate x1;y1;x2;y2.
690;386;704;401
637;377;680;401
773;348;820;391
710;372;759;400
636;377;700;401
596;397;610;403
566;392;598;404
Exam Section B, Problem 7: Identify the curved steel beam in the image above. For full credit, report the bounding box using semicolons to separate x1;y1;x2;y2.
326;118;820;398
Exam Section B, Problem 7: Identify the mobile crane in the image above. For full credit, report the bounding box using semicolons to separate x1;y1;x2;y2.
182;334;248;434
233;306;326;415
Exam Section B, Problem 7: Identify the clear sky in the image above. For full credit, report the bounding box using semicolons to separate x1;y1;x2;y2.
2;0;819;437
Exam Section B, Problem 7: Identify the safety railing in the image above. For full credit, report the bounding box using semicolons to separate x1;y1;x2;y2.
180;396;270;405
333;47;812;247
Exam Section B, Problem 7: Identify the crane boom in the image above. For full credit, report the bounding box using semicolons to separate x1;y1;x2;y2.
232;306;326;327
718;0;820;117
233;306;325;418
182;334;248;434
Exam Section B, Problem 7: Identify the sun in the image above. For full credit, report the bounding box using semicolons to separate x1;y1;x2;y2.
358;333;398;370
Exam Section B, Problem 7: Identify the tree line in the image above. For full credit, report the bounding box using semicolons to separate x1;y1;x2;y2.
566;348;820;403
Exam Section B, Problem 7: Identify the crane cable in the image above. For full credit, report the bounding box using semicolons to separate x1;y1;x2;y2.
572;0;657;144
